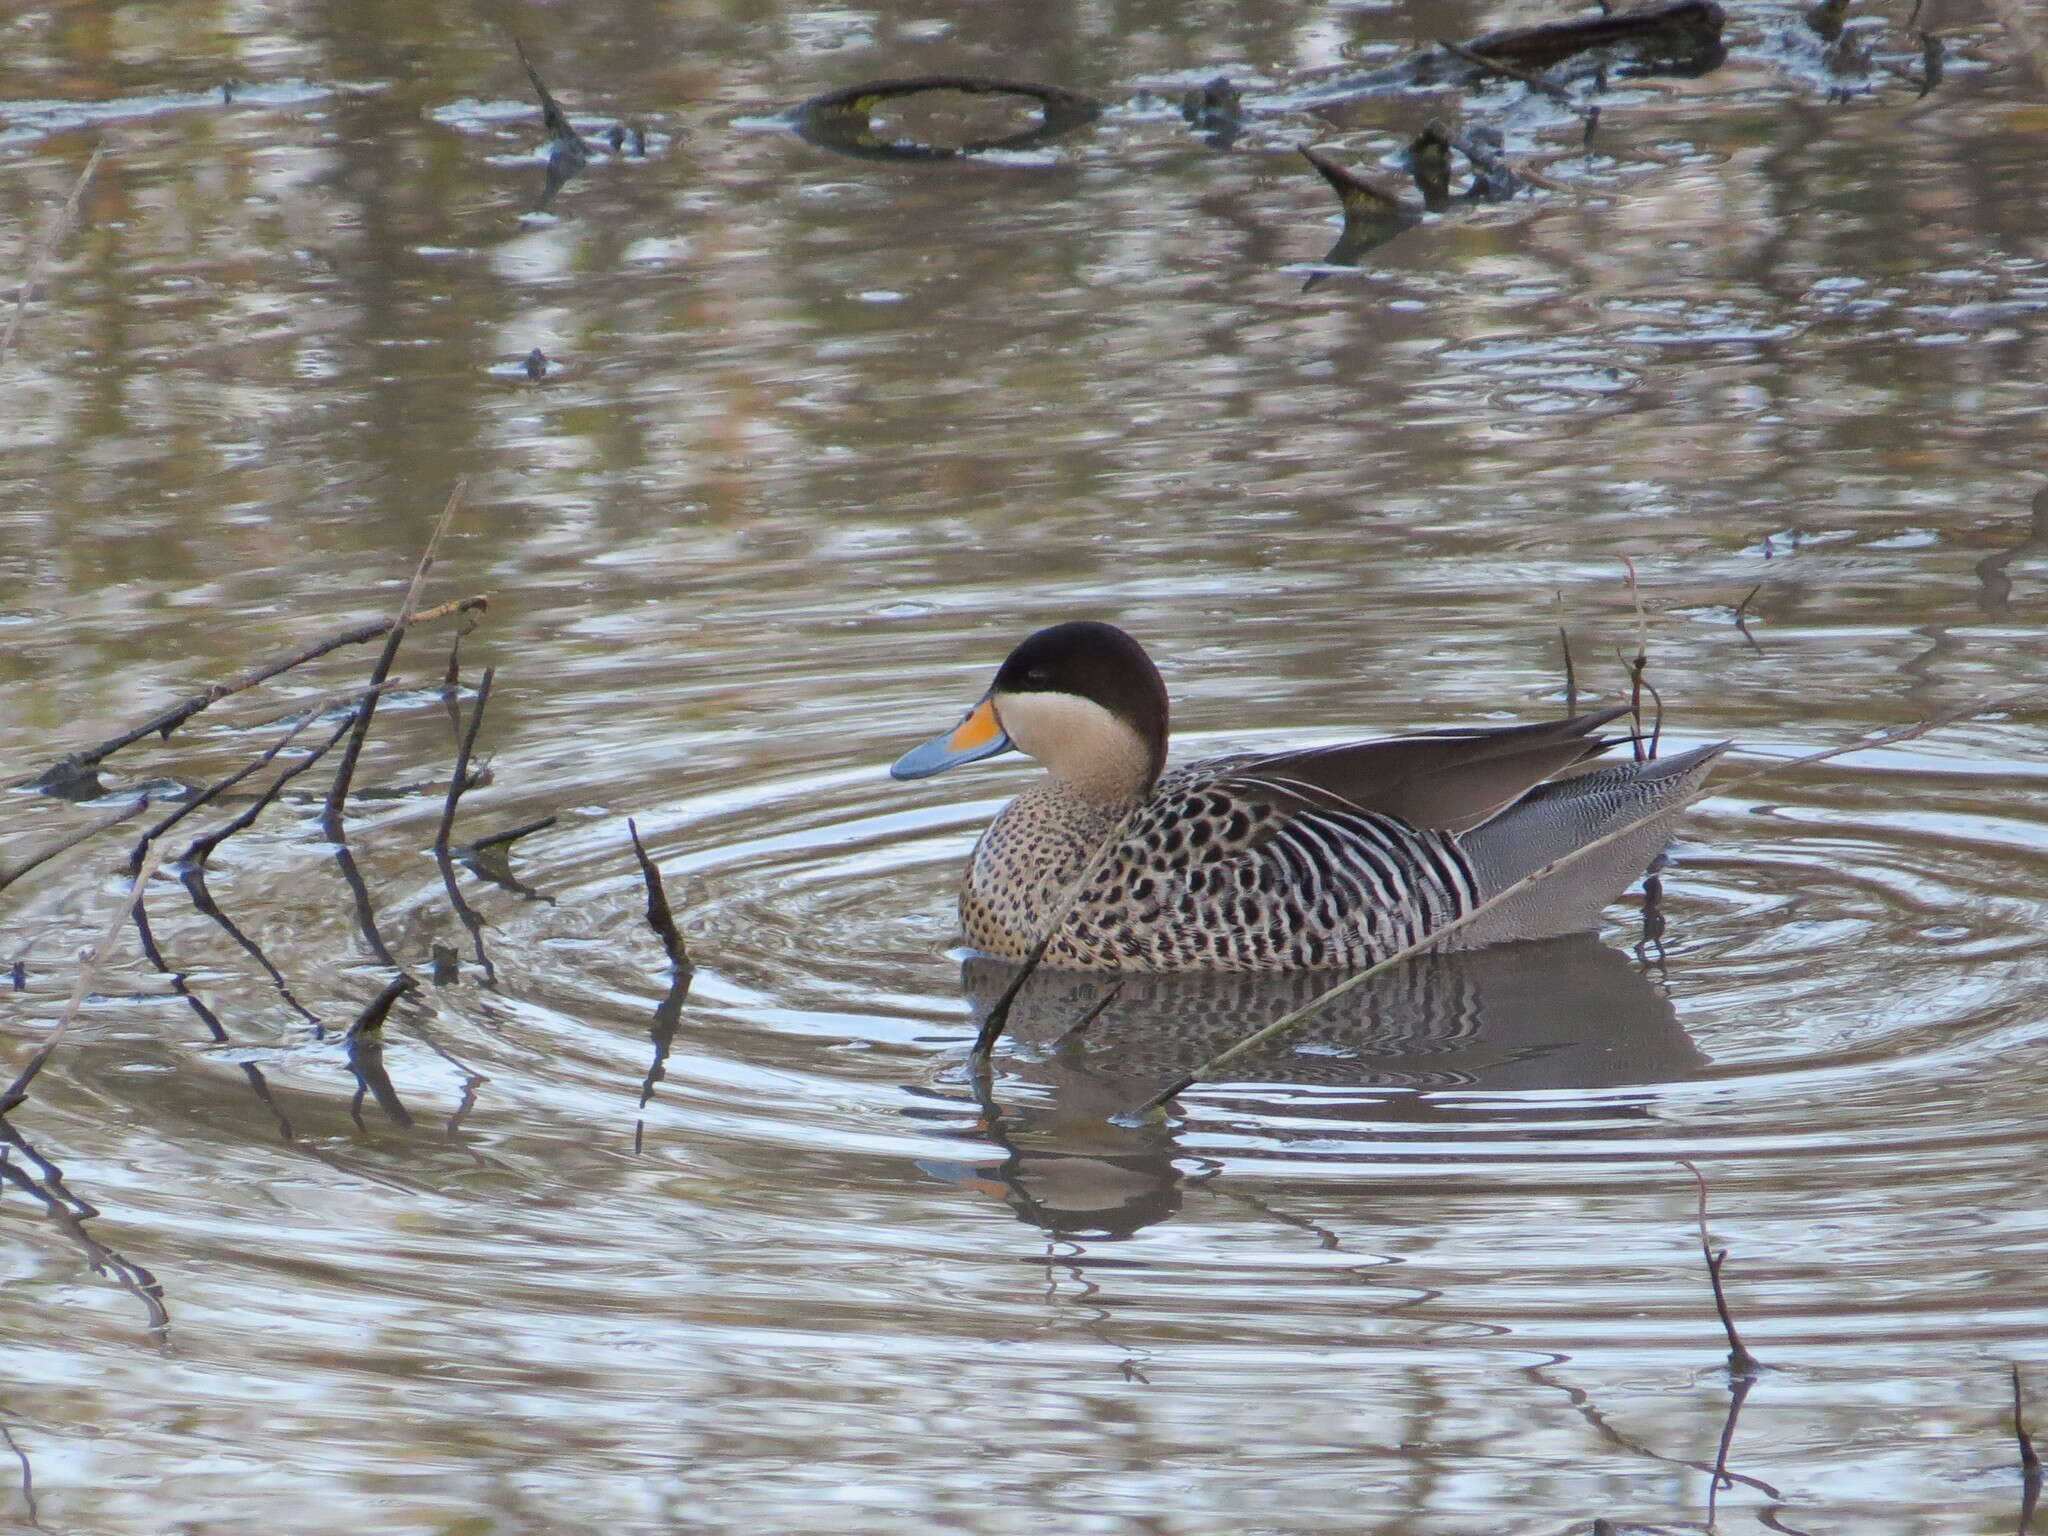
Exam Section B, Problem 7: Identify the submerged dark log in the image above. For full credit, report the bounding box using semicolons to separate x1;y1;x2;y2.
792;76;1102;164
1276;0;1725;111
1457;0;1725;77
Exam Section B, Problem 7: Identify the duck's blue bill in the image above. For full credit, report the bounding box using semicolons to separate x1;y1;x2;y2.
890;694;1014;780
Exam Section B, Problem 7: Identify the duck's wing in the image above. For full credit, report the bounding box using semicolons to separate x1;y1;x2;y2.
1211;708;1633;835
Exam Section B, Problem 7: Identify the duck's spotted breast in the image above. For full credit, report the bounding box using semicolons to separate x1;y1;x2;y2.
961;760;1484;971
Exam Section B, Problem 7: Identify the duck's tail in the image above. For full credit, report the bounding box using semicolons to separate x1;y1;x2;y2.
1449;740;1729;948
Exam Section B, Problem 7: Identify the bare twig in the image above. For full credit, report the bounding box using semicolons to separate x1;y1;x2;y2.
0;841;167;1114
0;800;151;898
1621;557;1652;760
1053;979;1125;1048
18;594;486;794
969;807;1140;1082
320;482;469;841
125;706;324;873
1131;687;2048;1114
182;707;359;869
433;666;497;984
1437;37;1583;107
0;1137;169;1341
347;974;416;1042
627;820;691;972
0;1418;42;1533
1680;1159;1762;1376
470;815;557;852
1733;582;1764;654
2018;1364;2043;1535
1553;590;1581;714
0;141;104;368
344;975;417;1128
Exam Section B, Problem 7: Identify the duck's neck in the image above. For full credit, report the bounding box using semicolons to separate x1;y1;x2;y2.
995;691;1160;805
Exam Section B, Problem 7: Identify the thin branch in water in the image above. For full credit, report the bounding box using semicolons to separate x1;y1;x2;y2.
1131;686;2048;1115
0;140;105;369
0;841;168;1114
181;706;361;867
432;666;497;985
1681;1159;1762;1377
1620;556;1651;760
1054;980;1125;1049
633;965;694;1156
968;807;1140;1089
2018;1364;2043;1535
627;819;691;972
0;1419;42;1534
470;815;557;852
1437;37;1584;108
19;595;486;796
178;864;320;1025
0;1136;169;1344
1734;581;1765;654
130;893;228;1045
320;481;469;842
332;842;402;971
344;975;416;1129
1555;589;1579;715
440;626;466;745
125;706;322;873
0;799;151;898
1708;1372;1761;1529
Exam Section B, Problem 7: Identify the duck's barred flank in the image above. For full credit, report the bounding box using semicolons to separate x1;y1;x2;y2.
963;759;1485;972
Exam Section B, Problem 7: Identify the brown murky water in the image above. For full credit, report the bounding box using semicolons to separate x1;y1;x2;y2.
4;1;2048;1531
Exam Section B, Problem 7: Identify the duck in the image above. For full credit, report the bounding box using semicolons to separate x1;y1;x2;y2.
890;621;1726;972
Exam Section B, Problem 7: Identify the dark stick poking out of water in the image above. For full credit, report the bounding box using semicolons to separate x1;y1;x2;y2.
2017;1364;2042;1534
626;820;691;973
433;666;498;986
515;37;590;212
626;820;694;1153
1680;1159;1762;1377
345;975;417;1129
18;595;485;801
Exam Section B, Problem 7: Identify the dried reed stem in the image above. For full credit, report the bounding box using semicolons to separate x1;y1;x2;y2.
0;840;167;1113
319;482;469;841
0;141;105;368
19;595;486;794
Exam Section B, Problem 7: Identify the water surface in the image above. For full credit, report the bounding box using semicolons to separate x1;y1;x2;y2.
4;1;2048;1531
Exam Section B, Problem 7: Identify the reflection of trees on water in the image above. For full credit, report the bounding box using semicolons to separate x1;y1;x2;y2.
0;0;2041;691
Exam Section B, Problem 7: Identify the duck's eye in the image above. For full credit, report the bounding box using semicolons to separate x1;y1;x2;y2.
1024;666;1052;687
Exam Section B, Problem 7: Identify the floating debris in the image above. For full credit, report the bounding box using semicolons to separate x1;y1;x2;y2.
524;347;549;380
1270;0;1725;111
791;75;1101;164
1179;76;1245;149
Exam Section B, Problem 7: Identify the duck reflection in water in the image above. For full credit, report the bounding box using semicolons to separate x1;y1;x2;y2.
915;932;1704;1241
